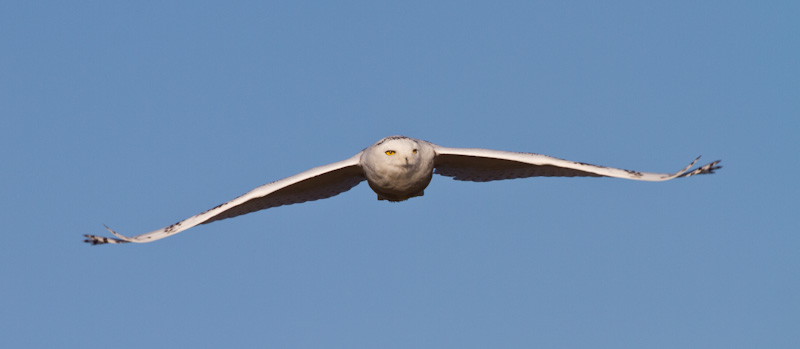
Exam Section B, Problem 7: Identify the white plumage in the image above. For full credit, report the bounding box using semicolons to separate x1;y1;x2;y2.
84;135;721;245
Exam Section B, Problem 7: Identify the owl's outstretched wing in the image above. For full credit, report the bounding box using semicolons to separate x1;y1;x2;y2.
84;153;365;245
433;146;720;182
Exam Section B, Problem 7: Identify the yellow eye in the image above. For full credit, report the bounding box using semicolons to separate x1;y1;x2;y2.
385;150;396;155
413;149;418;154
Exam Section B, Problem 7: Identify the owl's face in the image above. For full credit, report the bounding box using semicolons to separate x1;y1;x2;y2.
376;137;422;169
361;136;435;179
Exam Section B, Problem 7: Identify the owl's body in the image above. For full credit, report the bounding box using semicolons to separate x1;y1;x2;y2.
84;136;721;245
361;136;436;201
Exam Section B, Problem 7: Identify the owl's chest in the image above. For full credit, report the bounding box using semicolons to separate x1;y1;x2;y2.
363;162;434;201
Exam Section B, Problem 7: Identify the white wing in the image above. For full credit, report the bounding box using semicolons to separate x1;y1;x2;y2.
433;146;720;182
85;153;365;245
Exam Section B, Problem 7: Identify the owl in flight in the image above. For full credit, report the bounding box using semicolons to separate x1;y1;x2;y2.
84;136;721;245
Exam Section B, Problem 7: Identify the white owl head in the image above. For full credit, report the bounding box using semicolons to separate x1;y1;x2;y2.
362;136;434;171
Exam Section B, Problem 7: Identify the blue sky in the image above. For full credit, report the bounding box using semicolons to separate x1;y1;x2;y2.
1;1;797;348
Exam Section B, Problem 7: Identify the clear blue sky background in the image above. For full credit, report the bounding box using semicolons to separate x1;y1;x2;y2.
1;1;797;348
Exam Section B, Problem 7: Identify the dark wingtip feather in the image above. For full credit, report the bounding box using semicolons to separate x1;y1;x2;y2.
679;160;722;178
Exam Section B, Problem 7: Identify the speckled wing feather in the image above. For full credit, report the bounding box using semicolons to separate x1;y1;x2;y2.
84;153;365;245
432;146;720;182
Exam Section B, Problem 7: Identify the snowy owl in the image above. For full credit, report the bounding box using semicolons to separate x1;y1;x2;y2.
84;135;721;245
